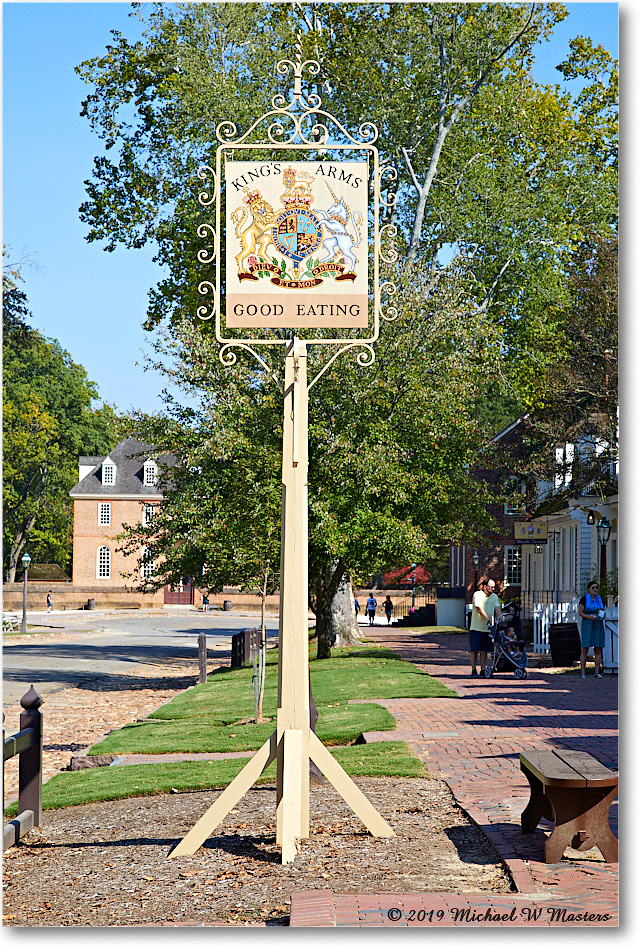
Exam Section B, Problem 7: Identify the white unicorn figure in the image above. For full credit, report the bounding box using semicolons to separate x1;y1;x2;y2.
315;182;363;273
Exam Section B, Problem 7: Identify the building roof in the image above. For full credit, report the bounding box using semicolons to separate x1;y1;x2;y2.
70;438;172;497
488;414;530;445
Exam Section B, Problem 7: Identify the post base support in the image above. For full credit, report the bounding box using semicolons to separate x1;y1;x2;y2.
168;728;394;863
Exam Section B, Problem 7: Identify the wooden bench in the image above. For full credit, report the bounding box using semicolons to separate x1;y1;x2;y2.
519;750;618;863
2;612;20;632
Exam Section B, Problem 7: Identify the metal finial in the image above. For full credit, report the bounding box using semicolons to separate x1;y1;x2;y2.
293;34;303;98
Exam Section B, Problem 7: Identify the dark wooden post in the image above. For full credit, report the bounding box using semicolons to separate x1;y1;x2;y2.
18;686;43;827
198;632;207;684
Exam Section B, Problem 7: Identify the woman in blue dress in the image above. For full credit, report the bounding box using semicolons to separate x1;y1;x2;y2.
578;580;605;678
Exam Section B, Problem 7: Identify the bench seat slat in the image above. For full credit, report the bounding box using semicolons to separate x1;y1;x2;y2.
520;751;589;788
554;750;618;787
520;750;618;789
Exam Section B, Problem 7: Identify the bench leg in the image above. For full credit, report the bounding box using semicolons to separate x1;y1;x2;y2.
544;785;618;864
520;769;554;833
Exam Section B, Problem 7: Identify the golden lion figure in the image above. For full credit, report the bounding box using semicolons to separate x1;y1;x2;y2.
232;188;276;276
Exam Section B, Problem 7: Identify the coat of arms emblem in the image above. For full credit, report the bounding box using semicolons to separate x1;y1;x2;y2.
231;166;362;286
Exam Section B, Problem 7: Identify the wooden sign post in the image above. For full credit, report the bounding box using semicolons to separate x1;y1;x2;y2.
170;42;397;864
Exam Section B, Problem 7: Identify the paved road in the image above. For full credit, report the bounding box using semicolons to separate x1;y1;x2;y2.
2;610;283;705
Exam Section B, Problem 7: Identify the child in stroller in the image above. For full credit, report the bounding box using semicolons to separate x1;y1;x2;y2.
484;603;528;679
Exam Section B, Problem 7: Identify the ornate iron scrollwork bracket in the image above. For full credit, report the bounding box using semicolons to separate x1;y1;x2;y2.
196;38;398;388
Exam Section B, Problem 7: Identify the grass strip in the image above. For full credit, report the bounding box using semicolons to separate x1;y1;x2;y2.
87;702;396;755
87;640;454;756
4;741;424;814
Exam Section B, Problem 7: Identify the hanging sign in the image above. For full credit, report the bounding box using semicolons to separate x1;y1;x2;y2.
514;520;548;544
225;160;369;328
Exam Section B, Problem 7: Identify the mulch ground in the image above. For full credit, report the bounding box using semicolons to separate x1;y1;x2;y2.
3;628;516;926
2;776;513;927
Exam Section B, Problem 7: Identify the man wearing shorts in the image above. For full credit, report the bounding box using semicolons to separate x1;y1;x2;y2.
470;579;494;677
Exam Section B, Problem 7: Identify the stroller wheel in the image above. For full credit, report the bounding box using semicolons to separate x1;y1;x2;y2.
514;667;526;679
484;665;494;678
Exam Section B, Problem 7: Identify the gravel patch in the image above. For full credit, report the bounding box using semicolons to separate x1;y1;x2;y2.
3;776;514;926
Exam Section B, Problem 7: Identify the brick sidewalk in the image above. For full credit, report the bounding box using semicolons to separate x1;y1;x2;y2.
290;628;618;927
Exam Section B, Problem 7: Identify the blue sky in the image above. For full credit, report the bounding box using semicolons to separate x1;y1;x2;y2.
3;1;621;415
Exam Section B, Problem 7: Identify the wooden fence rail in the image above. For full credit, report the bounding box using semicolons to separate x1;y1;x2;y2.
3;686;43;850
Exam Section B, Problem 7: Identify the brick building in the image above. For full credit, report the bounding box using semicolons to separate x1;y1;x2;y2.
450;416;529;603
70;438;169;604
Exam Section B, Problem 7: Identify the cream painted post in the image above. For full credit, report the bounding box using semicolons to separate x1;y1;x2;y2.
276;339;310;858
170;44;399;865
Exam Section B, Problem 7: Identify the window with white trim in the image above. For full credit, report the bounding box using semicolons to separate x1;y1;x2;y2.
504;501;523;515
102;462;116;486
503;476;525;515
141;545;155;579
142;503;156;527
144;461;157;486
554;443;574;491
99;502;111;526
97;545;111;579
505;546;522;586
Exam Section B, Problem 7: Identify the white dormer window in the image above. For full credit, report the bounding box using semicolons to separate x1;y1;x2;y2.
144;460;157;486
102;459;116;486
554;443;575;491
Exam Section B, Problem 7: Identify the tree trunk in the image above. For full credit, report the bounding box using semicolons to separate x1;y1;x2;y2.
314;561;361;659
6;514;37;583
330;573;361;647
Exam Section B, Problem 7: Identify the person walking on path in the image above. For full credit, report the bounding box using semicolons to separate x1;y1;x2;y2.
354;596;360;620
578;580;606;678
366;593;377;626
469;579;495;676
46;591;53;613
383;595;393;625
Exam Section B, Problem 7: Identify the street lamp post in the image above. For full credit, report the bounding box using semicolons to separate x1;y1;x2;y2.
21;552;32;633
472;550;480;593
411;563;417;608
596;518;612;590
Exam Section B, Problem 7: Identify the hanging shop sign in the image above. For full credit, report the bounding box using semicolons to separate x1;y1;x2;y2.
514;520;548;544
225;160;368;329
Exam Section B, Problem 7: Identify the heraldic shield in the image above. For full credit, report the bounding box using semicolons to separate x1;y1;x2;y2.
272;208;323;264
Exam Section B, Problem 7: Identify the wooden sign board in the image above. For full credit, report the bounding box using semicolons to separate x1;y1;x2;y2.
225;160;368;328
514;519;548;544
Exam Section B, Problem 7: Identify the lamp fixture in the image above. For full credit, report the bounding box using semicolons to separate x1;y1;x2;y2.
596;518;612;546
586;511;596;526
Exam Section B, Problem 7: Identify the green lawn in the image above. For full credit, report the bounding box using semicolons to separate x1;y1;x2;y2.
5;639;452;814
4;742;425;815
88;640;455;756
88;702;396;755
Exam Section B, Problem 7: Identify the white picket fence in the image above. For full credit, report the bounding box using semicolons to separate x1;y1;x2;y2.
603;606;619;673
531;596;619;674
532;598;578;654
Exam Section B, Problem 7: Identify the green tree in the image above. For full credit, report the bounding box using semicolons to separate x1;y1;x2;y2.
119;270;496;657
522;231;618;494
2;266;119;580
75;3;617;653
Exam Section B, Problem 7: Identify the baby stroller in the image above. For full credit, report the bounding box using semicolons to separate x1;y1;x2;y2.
484;601;528;679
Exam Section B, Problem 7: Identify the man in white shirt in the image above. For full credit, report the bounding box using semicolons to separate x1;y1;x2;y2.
469;578;502;677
